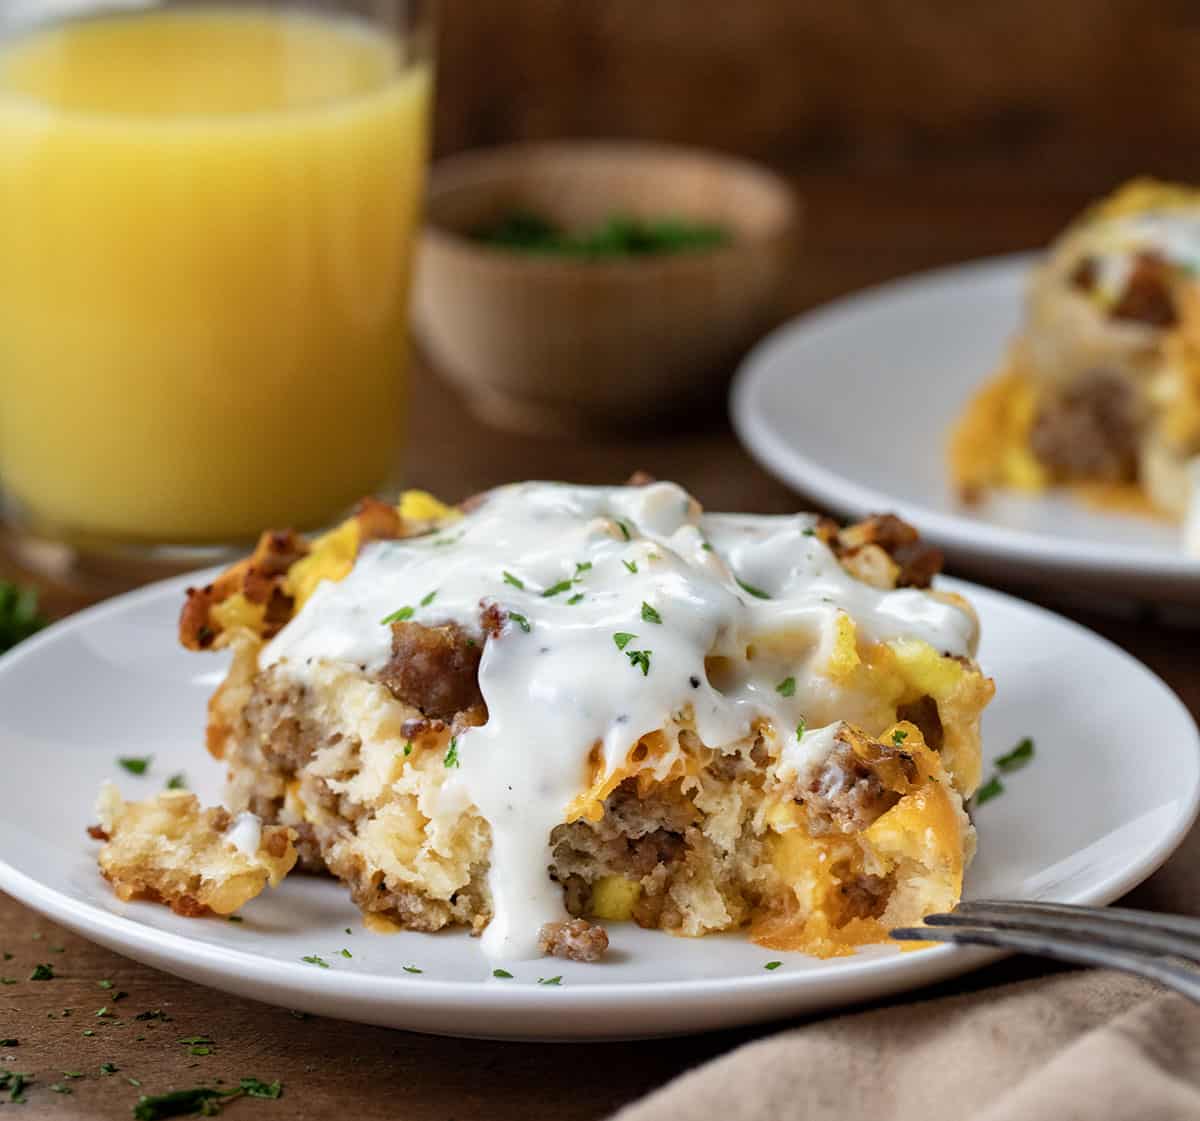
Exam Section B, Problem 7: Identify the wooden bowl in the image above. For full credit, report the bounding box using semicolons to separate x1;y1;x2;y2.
413;141;800;435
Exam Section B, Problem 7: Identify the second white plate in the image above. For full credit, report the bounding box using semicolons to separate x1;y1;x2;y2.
731;253;1200;606
0;570;1196;1039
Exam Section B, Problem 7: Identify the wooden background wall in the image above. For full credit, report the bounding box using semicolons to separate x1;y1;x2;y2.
427;0;1200;312
434;0;1200;182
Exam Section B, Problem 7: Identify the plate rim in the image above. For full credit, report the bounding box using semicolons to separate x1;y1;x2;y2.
730;250;1200;580
0;567;1196;1023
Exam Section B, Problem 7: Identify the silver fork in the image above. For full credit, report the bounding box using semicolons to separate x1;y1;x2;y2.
891;899;1200;1003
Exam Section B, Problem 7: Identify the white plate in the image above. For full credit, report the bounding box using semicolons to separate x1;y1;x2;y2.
0;571;1196;1040
731;253;1200;607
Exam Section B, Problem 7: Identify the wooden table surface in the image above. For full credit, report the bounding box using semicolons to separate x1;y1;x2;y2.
2;171;1196;1120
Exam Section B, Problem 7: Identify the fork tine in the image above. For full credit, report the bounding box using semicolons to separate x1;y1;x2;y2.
957;899;1200;940
922;903;1200;964
891;924;1200;1003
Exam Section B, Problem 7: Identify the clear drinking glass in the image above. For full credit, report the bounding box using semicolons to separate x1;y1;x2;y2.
0;0;433;591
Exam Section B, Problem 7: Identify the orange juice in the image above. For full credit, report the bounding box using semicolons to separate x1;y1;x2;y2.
0;6;431;544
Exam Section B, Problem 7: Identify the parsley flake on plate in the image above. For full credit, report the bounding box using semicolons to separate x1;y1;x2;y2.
380;605;414;625
975;776;1005;805
118;755;152;776
995;737;1035;772
508;612;531;633
776;676;796;697
735;577;771;600
300;955;329;969
640;602;662;624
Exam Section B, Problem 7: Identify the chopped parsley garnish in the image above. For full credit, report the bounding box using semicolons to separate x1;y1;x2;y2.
444;737;460;767
614;519;632;541
420;589;438;607
492;969;513;979
63;1071;84;1079
165;772;187;790
626;649;652;676
345;928;353;935
98;979;113;989
542;580;574;598
134;1010;168;1022
95;1006;113;1017
380;605;414;625
735;577;771;600
132;1079;282;1120
574;561;593;576
176;1037;211;1046
30;963;54;981
340;949;352;959
701;541;714;552
566;593;584;605
892;729;908;745
402;965;423;974
1;1072;30;1103
0;1039;15;1047
995;737;1035;772
622;559;639;574
508;612;531;633
403;741;413;757
227;916;243;924
764;961;783;971
300;955;329;968
189;1045;212;1056
50;1083;71;1094
81;1029;94;1036
118;756;152;776
640;602;662;624
0;581;46;654
613;632;636;651
537;976;562;986
796;718;807;739
975;776;1004;805
776;676;796;697
802;527;816;537
99;1062;119;1074
502;571;525;590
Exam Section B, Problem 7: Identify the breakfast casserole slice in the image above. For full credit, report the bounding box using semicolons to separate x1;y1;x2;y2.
101;478;992;963
951;178;1200;548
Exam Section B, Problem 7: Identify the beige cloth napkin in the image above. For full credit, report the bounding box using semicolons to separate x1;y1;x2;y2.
614;826;1200;1121
614;973;1200;1121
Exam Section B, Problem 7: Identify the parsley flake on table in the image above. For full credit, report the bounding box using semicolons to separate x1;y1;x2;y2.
640;602;662;624
118;755;152;776
30;963;54;980
776;676;796;697
0;1039;16;1047
995;736;1035;772
99;1062;118;1074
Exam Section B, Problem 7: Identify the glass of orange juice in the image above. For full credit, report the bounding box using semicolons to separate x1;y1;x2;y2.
0;0;432;590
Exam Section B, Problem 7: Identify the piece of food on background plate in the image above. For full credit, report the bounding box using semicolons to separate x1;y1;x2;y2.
951;178;1200;550
96;478;993;963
